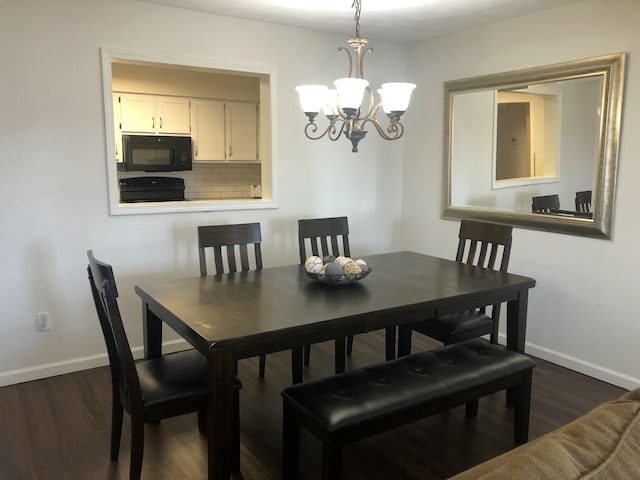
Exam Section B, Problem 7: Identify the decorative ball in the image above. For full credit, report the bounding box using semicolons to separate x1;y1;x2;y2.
324;262;344;276
343;261;362;276
336;256;352;266
323;255;336;264
355;259;368;268
304;256;323;274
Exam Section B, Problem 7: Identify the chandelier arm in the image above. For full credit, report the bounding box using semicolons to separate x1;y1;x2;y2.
361;116;405;141
338;47;354;78
358;47;373;79
303;118;345;141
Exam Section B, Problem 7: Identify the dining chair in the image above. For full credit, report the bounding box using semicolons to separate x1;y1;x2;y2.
87;250;241;479
575;190;592;213
532;194;560;213
298;216;363;369
397;220;513;356
198;222;269;378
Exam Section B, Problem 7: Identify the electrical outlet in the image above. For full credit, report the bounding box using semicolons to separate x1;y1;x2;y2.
36;312;51;332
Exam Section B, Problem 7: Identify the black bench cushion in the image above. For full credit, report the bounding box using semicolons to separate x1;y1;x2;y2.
282;339;535;433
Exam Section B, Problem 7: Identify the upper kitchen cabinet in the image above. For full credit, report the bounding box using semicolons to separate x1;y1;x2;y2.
191;99;259;162
116;93;190;134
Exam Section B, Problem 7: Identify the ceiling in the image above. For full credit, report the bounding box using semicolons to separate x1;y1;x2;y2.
141;0;578;44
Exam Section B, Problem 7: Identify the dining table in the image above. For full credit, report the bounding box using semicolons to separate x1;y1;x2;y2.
135;251;536;480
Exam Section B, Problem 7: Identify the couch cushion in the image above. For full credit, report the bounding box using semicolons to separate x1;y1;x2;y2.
449;388;640;480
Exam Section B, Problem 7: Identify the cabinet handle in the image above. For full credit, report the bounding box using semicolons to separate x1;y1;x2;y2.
152;117;155;129
228;145;232;158
159;117;163;129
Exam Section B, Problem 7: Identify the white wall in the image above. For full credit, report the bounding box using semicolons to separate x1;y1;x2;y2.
2;0;638;391
0;0;407;385
403;0;640;389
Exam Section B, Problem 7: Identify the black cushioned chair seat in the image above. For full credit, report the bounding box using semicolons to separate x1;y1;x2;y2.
416;310;494;338
282;339;535;433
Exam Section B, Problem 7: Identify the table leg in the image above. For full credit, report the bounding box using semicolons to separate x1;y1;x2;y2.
208;346;236;480
506;289;529;404
291;346;303;384
385;326;396;360
506;289;529;354
142;302;162;359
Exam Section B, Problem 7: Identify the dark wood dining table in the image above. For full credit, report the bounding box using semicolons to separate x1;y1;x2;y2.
135;251;536;480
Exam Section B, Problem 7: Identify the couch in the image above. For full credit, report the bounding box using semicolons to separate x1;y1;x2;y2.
450;388;640;479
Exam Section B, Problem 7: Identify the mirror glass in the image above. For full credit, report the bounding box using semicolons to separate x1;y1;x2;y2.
443;53;625;238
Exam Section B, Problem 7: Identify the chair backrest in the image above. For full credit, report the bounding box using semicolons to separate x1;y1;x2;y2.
532;194;560;213
456;220;513;272
298;216;350;264
455;221;513;324
575;190;592;213
87;250;142;415
198;223;263;275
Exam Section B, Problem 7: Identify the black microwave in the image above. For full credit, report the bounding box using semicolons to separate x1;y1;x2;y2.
122;135;192;172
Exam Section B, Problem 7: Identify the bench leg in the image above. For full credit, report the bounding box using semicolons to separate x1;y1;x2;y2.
321;441;342;480
282;402;301;480
513;369;533;444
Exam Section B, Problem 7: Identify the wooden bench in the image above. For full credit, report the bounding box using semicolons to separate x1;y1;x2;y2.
281;339;535;480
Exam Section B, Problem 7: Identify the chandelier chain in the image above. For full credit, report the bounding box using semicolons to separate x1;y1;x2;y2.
352;0;361;38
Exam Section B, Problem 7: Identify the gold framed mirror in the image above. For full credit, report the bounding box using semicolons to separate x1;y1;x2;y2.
443;53;626;239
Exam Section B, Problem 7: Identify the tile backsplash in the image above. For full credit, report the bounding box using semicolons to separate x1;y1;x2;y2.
118;163;261;200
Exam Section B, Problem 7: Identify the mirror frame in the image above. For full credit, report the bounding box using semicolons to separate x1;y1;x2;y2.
442;53;626;239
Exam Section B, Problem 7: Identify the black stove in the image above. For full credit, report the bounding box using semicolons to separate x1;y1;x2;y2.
119;176;185;203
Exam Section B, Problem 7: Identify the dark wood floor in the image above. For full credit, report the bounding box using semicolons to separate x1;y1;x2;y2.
0;331;627;480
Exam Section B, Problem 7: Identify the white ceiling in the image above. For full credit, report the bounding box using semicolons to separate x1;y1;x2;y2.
141;0;578;43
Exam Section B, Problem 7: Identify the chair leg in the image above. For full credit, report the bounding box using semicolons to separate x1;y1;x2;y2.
385;326;396;360
291;347;303;384
303;344;311;366
197;409;207;434
110;396;124;460
258;354;266;378
490;319;499;344
130;421;144;480
465;399;479;418
334;337;346;374
346;335;354;357
282;402;301;480
397;325;412;357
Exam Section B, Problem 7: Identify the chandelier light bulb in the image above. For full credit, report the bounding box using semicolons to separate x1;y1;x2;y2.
295;85;328;114
378;82;417;114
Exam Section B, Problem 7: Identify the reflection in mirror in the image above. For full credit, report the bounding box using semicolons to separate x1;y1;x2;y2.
443;53;625;239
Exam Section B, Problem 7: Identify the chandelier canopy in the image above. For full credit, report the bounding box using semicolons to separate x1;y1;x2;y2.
295;0;416;152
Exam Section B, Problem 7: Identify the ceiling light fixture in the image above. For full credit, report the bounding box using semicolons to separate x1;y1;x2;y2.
295;0;416;152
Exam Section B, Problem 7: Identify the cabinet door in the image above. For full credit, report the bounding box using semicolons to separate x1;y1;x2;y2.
113;94;122;163
156;96;191;134
226;102;258;161
119;93;156;133
191;100;226;161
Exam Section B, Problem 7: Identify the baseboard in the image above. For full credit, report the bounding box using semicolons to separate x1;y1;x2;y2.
2;336;638;391
497;334;639;391
0;339;191;388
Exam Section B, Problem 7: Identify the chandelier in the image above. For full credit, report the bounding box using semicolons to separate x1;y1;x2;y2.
295;0;416;153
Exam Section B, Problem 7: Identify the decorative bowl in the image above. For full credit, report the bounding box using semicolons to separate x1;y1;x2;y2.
304;267;372;285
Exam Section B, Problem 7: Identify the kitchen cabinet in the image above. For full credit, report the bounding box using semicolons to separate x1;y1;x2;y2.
191;99;258;162
115;93;191;135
